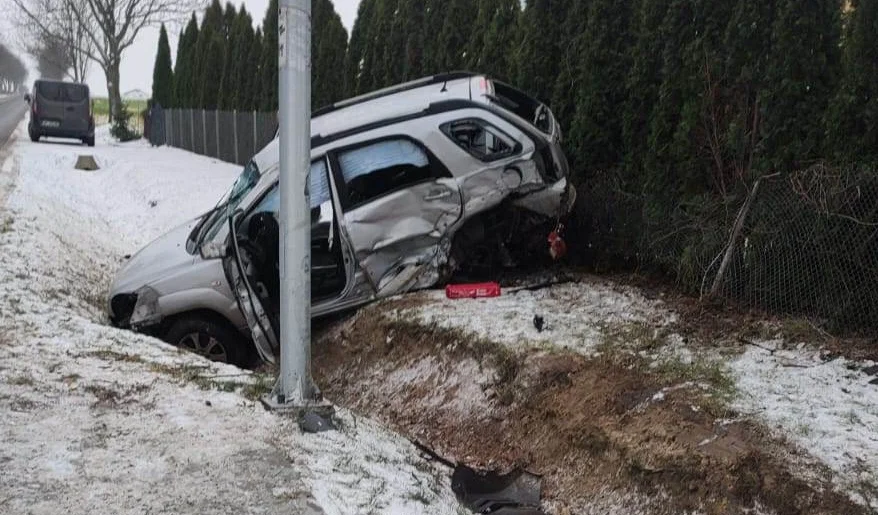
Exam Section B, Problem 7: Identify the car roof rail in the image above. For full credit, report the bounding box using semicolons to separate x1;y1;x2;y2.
313;71;479;118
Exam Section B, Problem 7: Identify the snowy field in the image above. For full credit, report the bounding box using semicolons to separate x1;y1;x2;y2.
402;284;878;509
0;125;465;515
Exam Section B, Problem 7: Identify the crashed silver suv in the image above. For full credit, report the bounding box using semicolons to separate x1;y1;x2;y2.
109;73;575;366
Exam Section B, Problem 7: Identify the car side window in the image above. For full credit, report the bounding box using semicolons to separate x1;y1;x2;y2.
337;138;435;207
441;119;516;162
251;159;332;216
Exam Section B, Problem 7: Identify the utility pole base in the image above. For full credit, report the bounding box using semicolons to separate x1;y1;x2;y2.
260;394;336;433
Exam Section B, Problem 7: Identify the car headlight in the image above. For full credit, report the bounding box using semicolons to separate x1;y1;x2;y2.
129;286;162;329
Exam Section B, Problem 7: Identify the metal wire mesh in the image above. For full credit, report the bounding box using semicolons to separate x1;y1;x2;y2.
704;166;878;332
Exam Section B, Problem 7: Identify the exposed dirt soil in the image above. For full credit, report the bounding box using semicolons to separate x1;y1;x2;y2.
313;306;867;515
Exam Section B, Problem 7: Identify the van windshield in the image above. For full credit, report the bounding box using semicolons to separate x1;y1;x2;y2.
37;82;88;103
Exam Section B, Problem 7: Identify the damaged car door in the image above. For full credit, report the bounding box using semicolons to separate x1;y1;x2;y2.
330;137;463;294
224;158;348;363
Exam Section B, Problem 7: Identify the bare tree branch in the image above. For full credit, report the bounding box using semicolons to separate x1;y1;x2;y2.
11;0;203;122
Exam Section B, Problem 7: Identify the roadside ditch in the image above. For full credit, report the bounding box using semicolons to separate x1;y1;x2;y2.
312;300;868;515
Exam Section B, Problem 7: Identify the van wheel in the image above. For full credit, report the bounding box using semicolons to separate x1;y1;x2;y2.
165;315;251;367
84;136;95;147
29;128;39;142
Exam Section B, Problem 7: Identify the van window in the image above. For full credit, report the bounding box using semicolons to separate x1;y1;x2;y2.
441;119;516;161
37;82;88;103
337;139;433;207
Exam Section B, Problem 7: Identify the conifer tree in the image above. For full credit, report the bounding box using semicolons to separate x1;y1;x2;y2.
199;25;224;109
345;0;378;96
260;0;279;110
759;0;840;170
516;0;571;101
401;0;427;80
568;0;634;170
245;29;264;110
435;0;477;71
550;0;590;134
192;0;225;107
827;0;878;163
423;0;448;73
619;0;670;175
173;14;199;108
313;0;349;108
469;0;520;81
365;0;394;90
223;6;254;110
151;23;174;108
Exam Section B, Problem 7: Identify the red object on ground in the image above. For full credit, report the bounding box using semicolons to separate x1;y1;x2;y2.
548;230;568;260
445;282;502;299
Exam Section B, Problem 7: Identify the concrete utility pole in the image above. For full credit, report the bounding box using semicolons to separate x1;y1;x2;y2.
274;0;314;406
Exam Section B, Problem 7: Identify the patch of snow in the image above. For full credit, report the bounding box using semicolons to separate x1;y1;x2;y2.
730;345;878;509
378;355;494;421
404;281;676;355
0;126;462;514
279;412;467;515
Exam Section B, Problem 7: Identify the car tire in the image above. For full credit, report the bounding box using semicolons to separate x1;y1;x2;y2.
84;136;95;147
164;315;252;367
29;127;39;142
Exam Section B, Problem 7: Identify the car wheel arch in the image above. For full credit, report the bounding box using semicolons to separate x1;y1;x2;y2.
161;309;256;365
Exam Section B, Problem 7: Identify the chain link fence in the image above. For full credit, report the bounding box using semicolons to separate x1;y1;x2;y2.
147;107;278;166
702;166;878;332
570;164;878;334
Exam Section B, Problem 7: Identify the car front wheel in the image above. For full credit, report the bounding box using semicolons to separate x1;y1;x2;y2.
164;315;251;367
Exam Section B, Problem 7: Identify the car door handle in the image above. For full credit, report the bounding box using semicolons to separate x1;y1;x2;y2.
424;189;452;201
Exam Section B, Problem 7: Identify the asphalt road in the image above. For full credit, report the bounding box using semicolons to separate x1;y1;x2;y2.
0;93;27;149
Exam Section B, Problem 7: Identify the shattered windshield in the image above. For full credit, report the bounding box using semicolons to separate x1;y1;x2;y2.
197;161;262;245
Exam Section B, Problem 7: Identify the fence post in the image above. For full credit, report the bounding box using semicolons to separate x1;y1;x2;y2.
201;109;207;156
253;110;258;154
215;110;221;159
189;109;195;152
708;173;780;297
233;110;239;165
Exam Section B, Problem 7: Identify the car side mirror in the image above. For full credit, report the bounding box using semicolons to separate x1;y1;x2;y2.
23;93;31;104
199;241;227;259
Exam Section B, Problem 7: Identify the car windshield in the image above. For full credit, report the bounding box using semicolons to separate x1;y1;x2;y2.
195;160;262;245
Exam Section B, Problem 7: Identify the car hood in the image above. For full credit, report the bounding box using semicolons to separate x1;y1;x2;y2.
111;219;199;295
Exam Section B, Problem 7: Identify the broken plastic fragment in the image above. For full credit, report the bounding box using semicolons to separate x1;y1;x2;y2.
451;465;545;514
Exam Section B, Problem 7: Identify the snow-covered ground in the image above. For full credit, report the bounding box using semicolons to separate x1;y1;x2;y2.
403;284;878;510
3;120;877;513
731;345;878;507
409;282;677;354
0;125;464;514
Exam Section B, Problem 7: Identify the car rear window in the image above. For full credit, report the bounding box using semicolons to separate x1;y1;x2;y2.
37;82;88;103
489;82;552;134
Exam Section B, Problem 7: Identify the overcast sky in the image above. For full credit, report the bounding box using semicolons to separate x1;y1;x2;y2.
1;0;362;96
